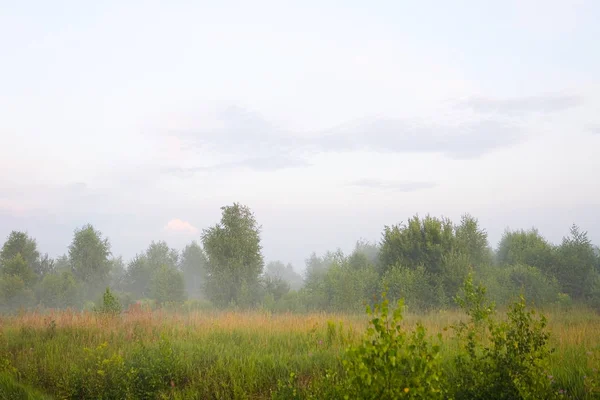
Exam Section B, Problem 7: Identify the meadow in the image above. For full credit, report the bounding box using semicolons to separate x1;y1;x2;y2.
0;302;599;399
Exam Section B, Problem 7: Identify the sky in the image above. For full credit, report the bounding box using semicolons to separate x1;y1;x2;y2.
1;0;599;272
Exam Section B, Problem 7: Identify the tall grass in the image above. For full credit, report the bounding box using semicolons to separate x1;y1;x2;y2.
0;306;598;399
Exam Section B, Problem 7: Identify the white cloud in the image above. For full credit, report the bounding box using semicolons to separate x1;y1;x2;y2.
164;219;199;235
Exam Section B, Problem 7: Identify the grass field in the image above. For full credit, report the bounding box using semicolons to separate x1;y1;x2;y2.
0;305;599;399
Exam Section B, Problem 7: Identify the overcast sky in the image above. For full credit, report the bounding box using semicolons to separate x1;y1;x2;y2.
1;0;599;271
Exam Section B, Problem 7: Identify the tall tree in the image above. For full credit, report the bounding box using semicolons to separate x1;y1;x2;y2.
150;265;187;305
264;261;303;290
555;224;596;299
379;215;455;275
0;231;41;277
68;224;111;298
124;241;179;299
180;241;208;298
201;203;264;307
454;214;491;267
145;241;179;271
2;254;36;287
495;228;556;273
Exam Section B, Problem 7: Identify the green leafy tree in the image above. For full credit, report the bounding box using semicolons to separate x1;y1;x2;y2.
145;241;179;271
150;265;187;305
68;224;111;299
555;224;596;299
124;241;179;300
455;214;491;267
496;228;556;274
379;215;455;275
108;256;127;292
0;274;35;311
264;261;303;290
0;231;41;277
124;255;153;298
2;254;36;287
381;264;446;312
36;271;80;308
201;203;264;307
180;241;208;298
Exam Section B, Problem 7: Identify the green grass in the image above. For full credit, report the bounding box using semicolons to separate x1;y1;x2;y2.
0;306;599;399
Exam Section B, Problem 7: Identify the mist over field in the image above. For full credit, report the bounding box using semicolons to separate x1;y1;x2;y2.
1;1;600;399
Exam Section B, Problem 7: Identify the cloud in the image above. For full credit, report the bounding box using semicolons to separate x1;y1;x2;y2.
173;105;296;154
164;219;199;235
164;105;528;170
318;118;521;159
460;94;583;115
349;179;437;192
163;154;311;176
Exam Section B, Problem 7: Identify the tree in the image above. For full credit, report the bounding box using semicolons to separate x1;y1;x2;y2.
379;215;455;275
68;224;111;299
109;256;127;292
201;203;264;307
36;271;80;308
555;224;596;299
124;255;153;298
455;214;491;267
0;231;40;277
124;241;180;300
145;241;179;271
264;261;303;290
0;274;35;311
180;241;208;298
2;254;36;287
150;265;187;305
496;228;556;274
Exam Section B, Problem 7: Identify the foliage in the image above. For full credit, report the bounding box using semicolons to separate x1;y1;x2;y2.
379;215;455;276
36;271;80;309
381;264;446;312
0;274;35;312
202;203;264;307
264;261;303;290
455;213;492;267
555;225;597;300
341;294;445;399
2;254;36;287
180;241;208;298
150;265;187;305
450;274;559;400
496;228;556;273
94;287;122;315
68;224;111;300
0;231;40;277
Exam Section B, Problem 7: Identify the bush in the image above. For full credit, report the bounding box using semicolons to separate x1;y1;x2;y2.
476;264;560;307
449;274;559;400
380;265;447;312
341;294;446;399
94;288;122;315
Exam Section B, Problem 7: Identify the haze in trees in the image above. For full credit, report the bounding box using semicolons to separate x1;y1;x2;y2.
0;204;598;314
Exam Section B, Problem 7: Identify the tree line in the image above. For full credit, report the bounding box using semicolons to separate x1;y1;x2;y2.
1;202;599;313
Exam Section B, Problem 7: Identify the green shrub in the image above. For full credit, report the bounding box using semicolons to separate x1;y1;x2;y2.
380;264;447;312
556;292;573;311
341;294;446;399
450;274;559;400
94;288;122;315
